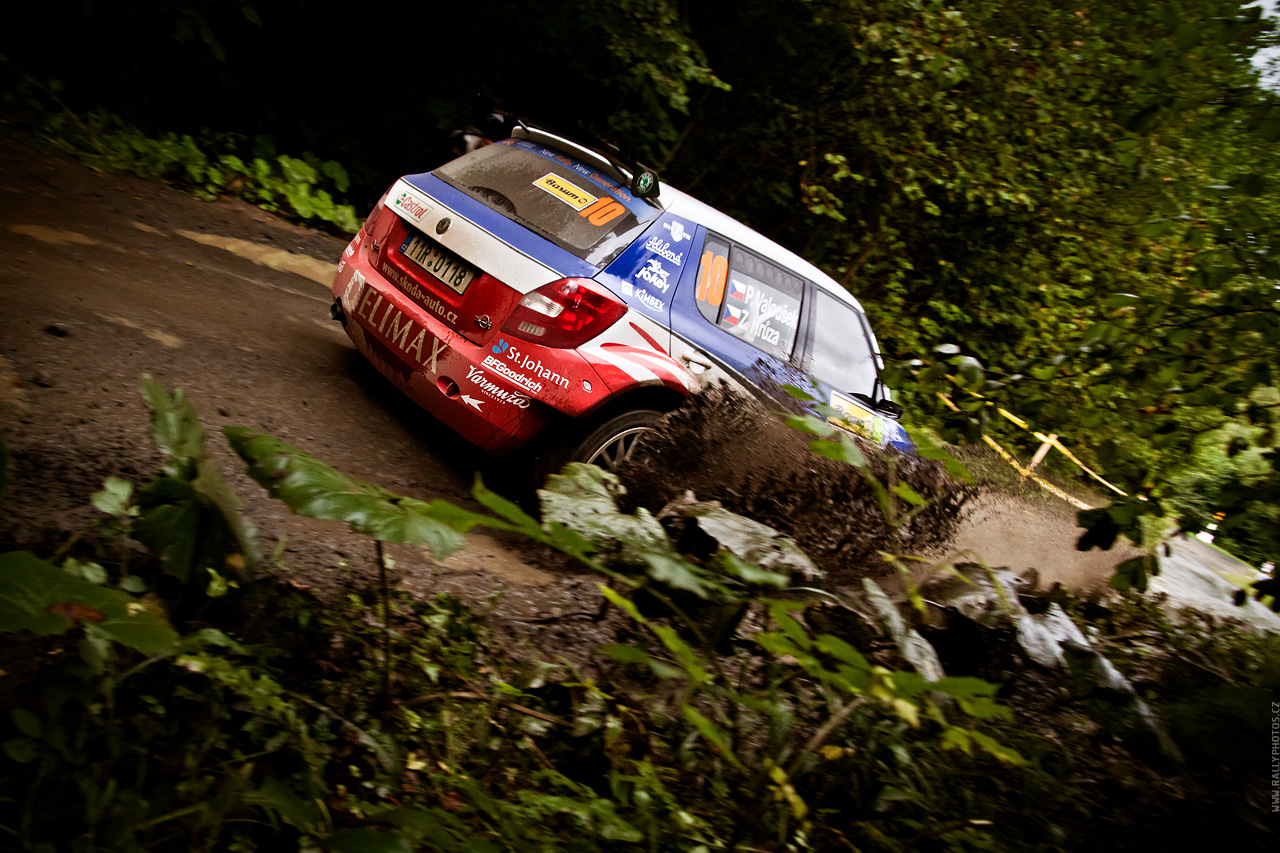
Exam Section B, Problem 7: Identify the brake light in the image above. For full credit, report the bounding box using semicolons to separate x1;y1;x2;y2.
501;278;627;348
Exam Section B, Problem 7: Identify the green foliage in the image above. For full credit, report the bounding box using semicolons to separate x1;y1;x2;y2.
4;376;1278;850
0;550;178;654
226;428;475;557
132;375;257;589
1;73;361;233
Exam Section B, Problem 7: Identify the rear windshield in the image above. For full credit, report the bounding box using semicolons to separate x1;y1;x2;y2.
434;139;660;267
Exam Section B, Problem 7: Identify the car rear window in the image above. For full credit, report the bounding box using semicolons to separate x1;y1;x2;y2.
434;139;660;267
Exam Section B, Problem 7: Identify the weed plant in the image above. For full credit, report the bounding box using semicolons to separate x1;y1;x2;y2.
1;380;1276;852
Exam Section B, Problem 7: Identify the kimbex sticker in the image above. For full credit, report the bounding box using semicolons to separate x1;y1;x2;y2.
532;173;597;211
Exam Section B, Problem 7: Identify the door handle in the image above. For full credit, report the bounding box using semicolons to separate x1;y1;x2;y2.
681;353;713;373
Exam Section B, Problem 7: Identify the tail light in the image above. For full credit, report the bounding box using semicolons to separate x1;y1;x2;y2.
501;278;627;348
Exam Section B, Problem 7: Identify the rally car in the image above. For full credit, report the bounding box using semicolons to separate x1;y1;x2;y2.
329;124;908;472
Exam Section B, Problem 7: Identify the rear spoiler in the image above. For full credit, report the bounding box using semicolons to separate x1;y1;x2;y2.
505;117;662;201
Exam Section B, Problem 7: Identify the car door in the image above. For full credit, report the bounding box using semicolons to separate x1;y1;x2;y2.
668;232;810;399
798;286;910;449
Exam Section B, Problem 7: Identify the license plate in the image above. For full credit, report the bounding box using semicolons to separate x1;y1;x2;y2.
399;234;476;294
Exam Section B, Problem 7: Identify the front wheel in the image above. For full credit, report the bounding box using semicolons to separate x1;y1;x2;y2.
568;409;664;474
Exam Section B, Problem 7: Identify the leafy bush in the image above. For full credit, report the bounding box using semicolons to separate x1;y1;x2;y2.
1;76;362;234
2;377;1277;852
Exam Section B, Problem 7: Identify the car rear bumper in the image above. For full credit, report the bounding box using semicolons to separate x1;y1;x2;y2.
332;235;604;455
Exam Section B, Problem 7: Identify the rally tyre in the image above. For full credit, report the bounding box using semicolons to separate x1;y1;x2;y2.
569;409;664;474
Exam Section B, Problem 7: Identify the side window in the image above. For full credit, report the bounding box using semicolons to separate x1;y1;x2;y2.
694;237;803;360
694;236;730;324
808;289;877;397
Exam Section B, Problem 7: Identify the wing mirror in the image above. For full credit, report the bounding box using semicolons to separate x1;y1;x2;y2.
875;400;904;420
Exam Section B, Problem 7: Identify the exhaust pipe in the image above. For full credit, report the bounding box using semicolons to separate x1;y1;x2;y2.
329;298;346;326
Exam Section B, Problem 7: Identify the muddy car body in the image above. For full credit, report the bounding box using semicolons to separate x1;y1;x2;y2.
330;126;908;469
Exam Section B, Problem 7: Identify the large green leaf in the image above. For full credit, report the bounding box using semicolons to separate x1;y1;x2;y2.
140;373;206;471
225;428;472;555
0;551;179;656
135;377;258;582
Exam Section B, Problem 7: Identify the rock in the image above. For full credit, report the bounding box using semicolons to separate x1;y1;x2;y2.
922;562;1183;768
671;500;822;584
864;578;946;682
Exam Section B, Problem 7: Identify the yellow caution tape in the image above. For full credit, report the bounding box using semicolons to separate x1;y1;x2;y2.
981;435;1094;511
1033;432;1127;497
936;375;1124;509
997;408;1029;430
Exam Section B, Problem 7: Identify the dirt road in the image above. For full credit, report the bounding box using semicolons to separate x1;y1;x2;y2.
1;136;1271;631
0;137;560;611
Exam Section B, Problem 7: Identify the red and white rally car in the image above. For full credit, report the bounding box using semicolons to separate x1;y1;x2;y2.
330;125;907;471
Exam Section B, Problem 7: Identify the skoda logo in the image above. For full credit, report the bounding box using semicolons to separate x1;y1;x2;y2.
435;217;451;235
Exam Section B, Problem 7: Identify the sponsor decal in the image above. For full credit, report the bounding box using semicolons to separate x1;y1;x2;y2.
380;261;459;325
663;220;692;242
480;354;544;394
392;189;431;224
578;197;626;227
588;171;633;204
617;280;635;296
829;391;885;443
644;235;685;267
634;289;665;312
489;338;570;389
343;270;365;307
635;258;672;292
723;278;799;348
532;173;597;211
355;287;448;373
466;365;532;409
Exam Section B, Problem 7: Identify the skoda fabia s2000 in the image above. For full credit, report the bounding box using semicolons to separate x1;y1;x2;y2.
329;125;908;472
